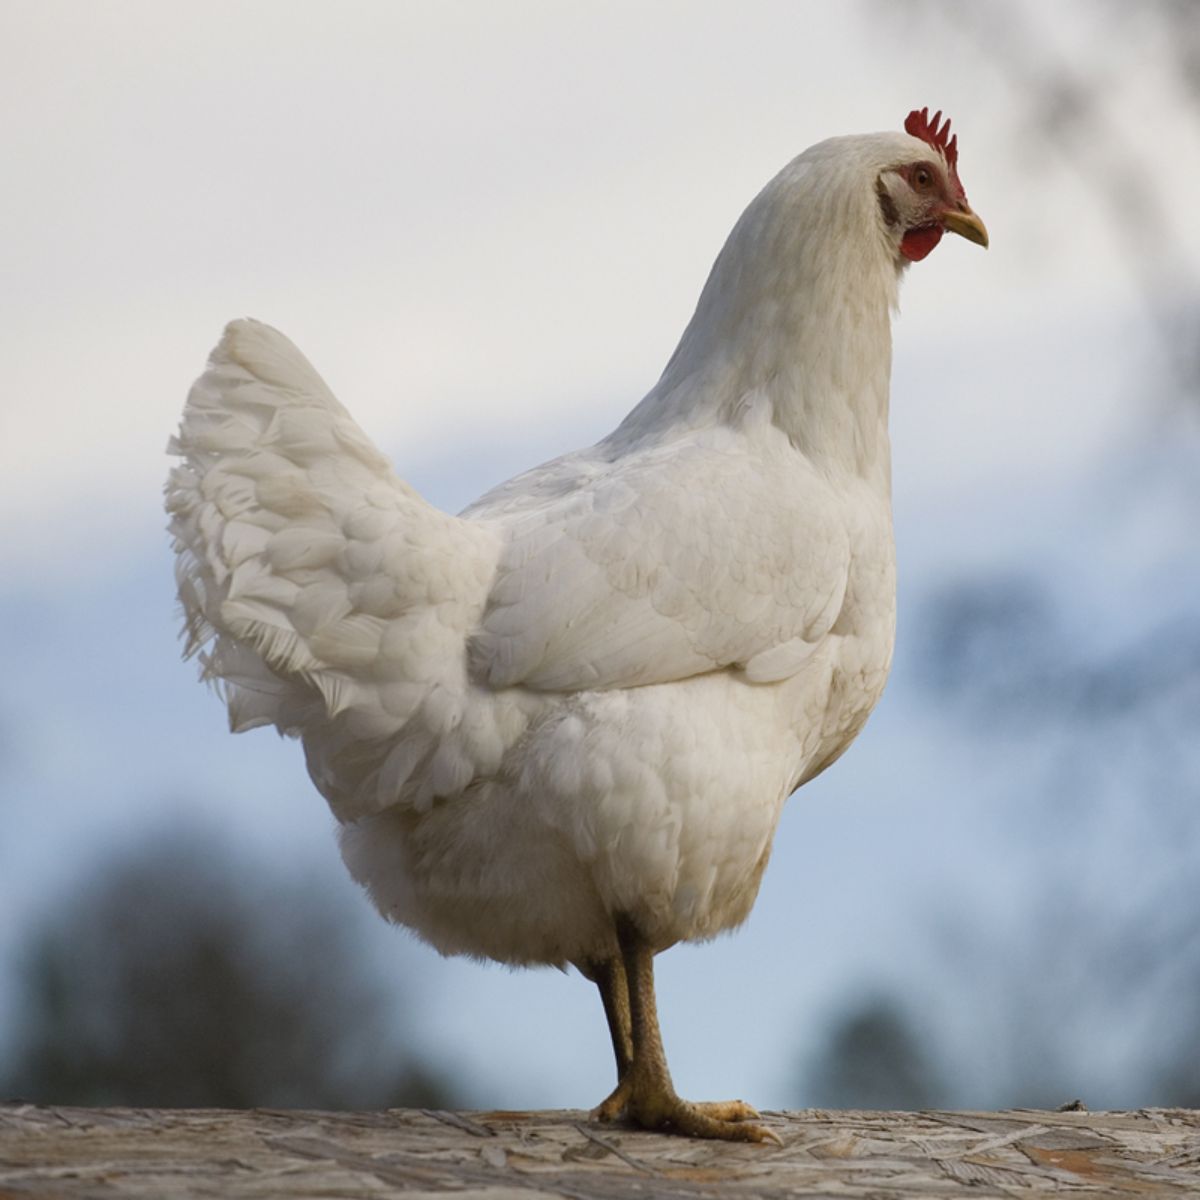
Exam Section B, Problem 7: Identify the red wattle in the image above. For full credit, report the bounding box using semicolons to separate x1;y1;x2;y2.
900;225;944;262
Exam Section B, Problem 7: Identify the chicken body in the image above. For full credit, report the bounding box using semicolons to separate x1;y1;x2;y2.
167;119;985;1139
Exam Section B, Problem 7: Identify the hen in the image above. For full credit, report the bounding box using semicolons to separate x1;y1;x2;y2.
167;109;986;1142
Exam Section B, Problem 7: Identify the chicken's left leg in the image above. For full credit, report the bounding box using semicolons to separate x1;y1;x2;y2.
581;955;634;1121
614;918;777;1143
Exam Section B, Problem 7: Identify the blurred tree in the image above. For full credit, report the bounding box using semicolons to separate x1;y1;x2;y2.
893;568;1200;1110
835;0;1200;1113
803;994;947;1110
883;0;1200;404
0;825;453;1109
1155;977;1200;1107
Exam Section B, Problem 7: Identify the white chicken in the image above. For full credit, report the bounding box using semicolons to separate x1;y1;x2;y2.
167;109;986;1142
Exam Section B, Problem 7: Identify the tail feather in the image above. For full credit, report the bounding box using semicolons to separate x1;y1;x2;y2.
166;319;505;820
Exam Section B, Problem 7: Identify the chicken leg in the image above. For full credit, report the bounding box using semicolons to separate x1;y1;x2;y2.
586;919;778;1143
581;955;634;1121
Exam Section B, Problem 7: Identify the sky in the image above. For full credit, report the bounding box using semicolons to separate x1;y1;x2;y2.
2;0;1198;1111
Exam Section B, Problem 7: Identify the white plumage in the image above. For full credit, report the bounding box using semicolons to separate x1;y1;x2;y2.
167;112;986;1140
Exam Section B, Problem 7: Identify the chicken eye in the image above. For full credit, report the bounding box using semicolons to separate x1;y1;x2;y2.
913;166;933;189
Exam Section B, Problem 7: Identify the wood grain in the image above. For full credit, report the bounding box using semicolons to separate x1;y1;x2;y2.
3;1104;1199;1197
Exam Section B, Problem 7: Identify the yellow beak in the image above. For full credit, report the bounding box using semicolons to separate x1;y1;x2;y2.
943;205;989;248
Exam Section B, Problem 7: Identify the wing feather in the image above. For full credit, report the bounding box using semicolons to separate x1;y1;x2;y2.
469;431;851;692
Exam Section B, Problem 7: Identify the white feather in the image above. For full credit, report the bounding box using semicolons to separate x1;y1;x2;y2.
166;128;943;966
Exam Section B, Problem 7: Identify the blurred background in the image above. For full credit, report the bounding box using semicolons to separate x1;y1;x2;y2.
2;0;1198;1112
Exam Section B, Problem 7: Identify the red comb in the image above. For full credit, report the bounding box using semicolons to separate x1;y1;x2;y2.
904;107;966;199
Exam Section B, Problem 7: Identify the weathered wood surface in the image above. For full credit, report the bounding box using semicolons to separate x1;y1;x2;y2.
3;1104;1200;1198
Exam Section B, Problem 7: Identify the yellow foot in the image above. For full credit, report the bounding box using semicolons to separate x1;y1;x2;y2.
640;1096;778;1143
590;1078;631;1123
591;1087;771;1141
691;1099;761;1123
629;1092;779;1144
